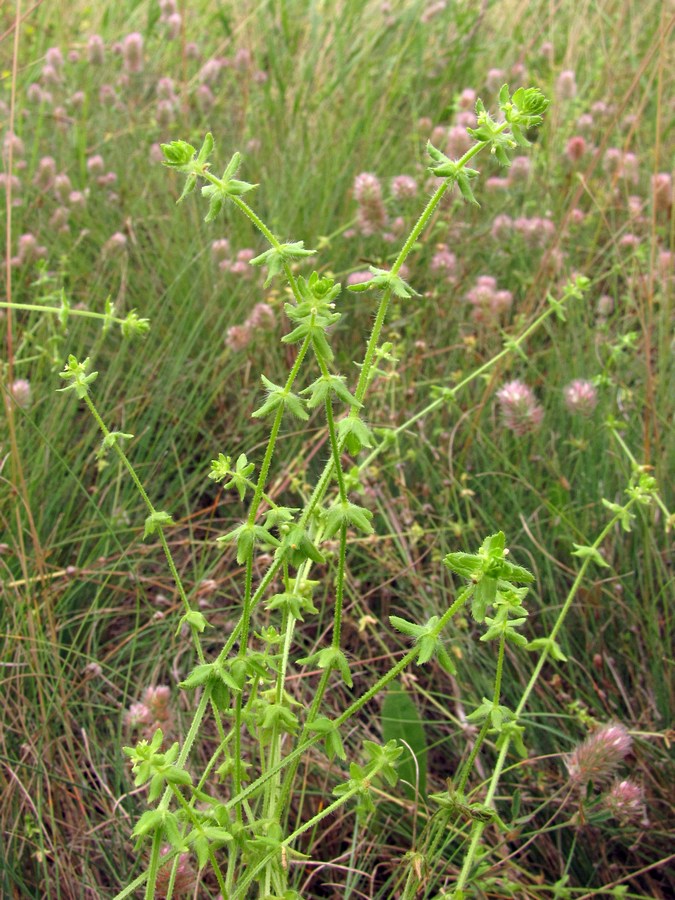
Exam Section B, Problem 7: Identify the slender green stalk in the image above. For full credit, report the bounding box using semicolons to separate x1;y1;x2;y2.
230;756;393;900
0;299;136;326
83;394;206;662
451;501;638;897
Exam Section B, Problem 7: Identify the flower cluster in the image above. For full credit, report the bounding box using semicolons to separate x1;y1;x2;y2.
124;685;174;739
563;379;598;416
225;302;276;352
465;275;513;321
352;172;388;236
565;722;632;787
490;214;555;247
496;380;543;435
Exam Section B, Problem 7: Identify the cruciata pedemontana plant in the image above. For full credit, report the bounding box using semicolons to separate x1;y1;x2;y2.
57;85;659;899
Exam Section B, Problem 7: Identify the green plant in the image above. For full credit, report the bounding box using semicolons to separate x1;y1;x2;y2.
61;85;653;900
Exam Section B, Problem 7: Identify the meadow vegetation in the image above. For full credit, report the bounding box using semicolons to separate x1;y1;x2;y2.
1;1;673;898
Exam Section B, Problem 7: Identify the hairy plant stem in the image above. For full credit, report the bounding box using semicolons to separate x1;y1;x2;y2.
262;378;351;877
122;125;524;897
230;756;394;900
452;502;637;898
83;394;206;663
0;299;138;327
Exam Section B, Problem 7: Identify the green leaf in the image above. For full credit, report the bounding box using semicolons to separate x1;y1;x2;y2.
132;808;164;838
57;355;98;399
323;499;373;539
97;431;134;458
526;637;567;662
571;543;610;567
297;646;353;687
301;374;361;410
389;616;425;639
381;683;428;798
602;498;634;532
307;716;346;761
347;265;420;299
180;663;215;690
250;241;316;286
251;374;308;421
337;415;373;454
177;610;209;635
120;310;150;338
161;139;196;169
144;510;175;538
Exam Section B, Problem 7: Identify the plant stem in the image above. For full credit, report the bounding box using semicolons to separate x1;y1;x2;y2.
451;502;637;897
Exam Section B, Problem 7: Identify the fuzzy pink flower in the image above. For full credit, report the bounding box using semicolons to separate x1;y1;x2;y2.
390;174;418;200
41;64;61;86
491;213;513;240
196;84;215;111
9;379;32;409
149;143;164;164
446;124;472;159
156;77;176;100
556;69;577;100
122;32;144;73
539;41;554;63
486;68;505;94
99;84;117;106
602;147;622;176
466;275;513;322
596;294;614;317
497;380;543;435
155;845;196;898
87;35;105;64
33;156;56;191
225;324;252;351
576;113;594;133
458;88;476;110
86;154;105;175
159;0;178;17
165;12;182;40
211;238;230;264
17;233;46;263
566;723;632;787
651;172;673;214
103;232;127;255
45;47;64;69
125;702;151;729
566;135;586;164
247;302;276;330
27;83;44;104
353;172;387;236
156;99;175;128
3;131;25;161
68;190;86;209
430;243;456;279
604;779;647;825
564;379;598;416
199;58;222;84
485;177;509;192
347;270;372;286
53;173;71;203
508;156;531;182
620;152;639;185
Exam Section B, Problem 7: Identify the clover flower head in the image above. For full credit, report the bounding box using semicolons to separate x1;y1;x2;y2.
497;380;543;435
565;723;632;787
604;779;648;825
564;379;598;416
